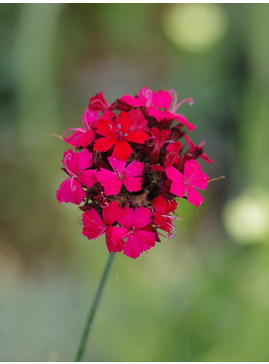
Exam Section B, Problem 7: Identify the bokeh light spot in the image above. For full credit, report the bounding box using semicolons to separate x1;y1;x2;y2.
162;4;228;53
222;188;269;244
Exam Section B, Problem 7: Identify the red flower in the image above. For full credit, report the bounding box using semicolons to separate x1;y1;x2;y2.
93;111;149;160
184;134;213;163
88;91;110;111
165;159;209;207
152;196;179;237
121;87;172;122
110;206;156;259
82;201;124;253
63;109;98;149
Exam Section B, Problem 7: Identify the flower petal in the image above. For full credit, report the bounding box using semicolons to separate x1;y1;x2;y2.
93;136;115;152
113;141;133;161
56;178;85;205
186;186;204;207
165;167;186;197
79;169;98;189
121;94;145;108
124;160;144;177
82;209;106;240
125;130;149;144
97;168;122;195
123;176;142;192
133;206;152;229
102;201;122;225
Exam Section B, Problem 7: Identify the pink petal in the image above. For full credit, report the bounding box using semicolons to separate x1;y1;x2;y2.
76;150;93;174
184;160;209;190
108;156;127;175
110;226;129;243
82;109;98;129
121;94;144;108
97;168;122;195
113;141;133;161
128;109;148;131
56;178;85;205
123;234;143;259
147;107;166;122
105;227;124;253
88;91;110;111
133;207;152;229
79;169;97;189
186;186;204;207
152;90;173;108
123;176;142;192
82;209;106;240
76;130;95;149
117;206;135;230
124;160;144;177
174;113;196;131
165;167;186;197
102;201;122;225
123;229;156;259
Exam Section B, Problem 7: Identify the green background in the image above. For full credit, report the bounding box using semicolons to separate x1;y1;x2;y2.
1;3;269;361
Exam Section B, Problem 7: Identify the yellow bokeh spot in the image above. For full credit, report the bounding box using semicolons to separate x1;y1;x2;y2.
162;3;228;53
222;188;269;244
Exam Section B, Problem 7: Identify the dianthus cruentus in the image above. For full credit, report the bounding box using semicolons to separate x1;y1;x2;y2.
56;87;213;259
55;87;214;362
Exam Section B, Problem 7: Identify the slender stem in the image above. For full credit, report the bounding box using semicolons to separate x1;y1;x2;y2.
75;252;115;362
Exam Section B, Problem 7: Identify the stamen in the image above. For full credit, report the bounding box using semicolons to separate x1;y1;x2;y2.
117;124;121;129
109;124;113;130
124;133;128;137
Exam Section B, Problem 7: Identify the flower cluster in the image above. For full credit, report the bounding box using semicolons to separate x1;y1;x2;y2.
56;87;212;259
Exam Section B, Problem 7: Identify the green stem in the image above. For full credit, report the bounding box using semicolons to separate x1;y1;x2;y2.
75;252;115;362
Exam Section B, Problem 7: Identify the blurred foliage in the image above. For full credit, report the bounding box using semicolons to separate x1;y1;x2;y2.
0;3;269;361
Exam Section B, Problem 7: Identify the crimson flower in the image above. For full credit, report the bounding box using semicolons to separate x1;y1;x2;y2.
97;156;144;195
93;111;149;160
82;201;123;253
56;88;213;259
165;89;196;131
63;109;98;149
165;159;209;207
121;87;172;122
184;134;213;163
110;206;156;259
56;149;97;205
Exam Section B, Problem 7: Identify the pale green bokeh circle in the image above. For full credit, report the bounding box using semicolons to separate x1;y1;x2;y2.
162;3;229;53
222;188;269;245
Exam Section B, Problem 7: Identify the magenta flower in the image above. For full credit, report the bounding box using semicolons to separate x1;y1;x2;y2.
147;127;171;164
63;109;98;149
165;89;196;131
82;201;124;253
184;134;213;163
110;206;156;259
56;149;97;205
97;156;144;195
56;88;213;259
93;111;149;160
121;87;172;122
165;159;209;207
163;141;182;168
88;91;110;111
152;196;178;237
